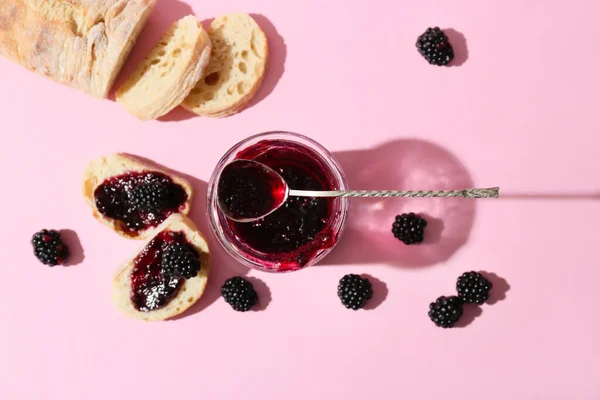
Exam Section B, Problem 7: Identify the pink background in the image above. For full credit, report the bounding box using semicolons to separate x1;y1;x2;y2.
1;0;599;399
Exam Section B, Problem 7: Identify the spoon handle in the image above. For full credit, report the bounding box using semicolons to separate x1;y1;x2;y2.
288;187;500;199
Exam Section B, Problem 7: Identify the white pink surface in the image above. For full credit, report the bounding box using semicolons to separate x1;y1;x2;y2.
1;0;599;399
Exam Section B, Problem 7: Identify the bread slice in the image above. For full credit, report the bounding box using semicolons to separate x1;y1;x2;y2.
181;13;268;117
112;213;210;321
115;15;211;120
0;0;157;98
82;153;193;240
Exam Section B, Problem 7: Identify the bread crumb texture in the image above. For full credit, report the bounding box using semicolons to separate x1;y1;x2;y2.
116;15;211;120
182;12;268;117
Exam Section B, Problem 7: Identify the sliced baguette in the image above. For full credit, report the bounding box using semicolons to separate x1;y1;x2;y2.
116;15;211;120
181;13;268;117
82;153;193;240
112;213;210;321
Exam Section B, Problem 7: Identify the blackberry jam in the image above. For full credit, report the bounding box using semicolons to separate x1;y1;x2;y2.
217;160;288;221
208;132;349;272
94;171;188;236
131;230;199;312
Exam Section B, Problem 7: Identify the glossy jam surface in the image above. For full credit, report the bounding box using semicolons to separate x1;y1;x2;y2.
217;160;287;221
222;140;338;271
131;230;198;312
94;171;187;234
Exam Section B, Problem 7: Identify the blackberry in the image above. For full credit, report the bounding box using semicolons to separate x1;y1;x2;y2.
31;229;69;266
428;295;463;328
416;27;454;66
160;243;201;279
130;183;170;213
392;213;427;244
337;274;373;310
221;277;258;312
456;271;492;305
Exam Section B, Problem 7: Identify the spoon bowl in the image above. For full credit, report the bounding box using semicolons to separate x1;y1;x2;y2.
217;159;290;223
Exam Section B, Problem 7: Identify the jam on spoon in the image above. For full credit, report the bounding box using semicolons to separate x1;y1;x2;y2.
217;160;288;222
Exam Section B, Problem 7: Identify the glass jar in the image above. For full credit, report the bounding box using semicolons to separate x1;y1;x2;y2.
207;131;349;273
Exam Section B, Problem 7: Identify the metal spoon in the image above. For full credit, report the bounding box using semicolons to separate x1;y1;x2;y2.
217;159;499;223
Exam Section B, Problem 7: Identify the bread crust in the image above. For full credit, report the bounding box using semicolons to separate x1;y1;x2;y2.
181;13;269;117
82;153;193;240
116;15;212;120
111;213;210;321
0;0;157;98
